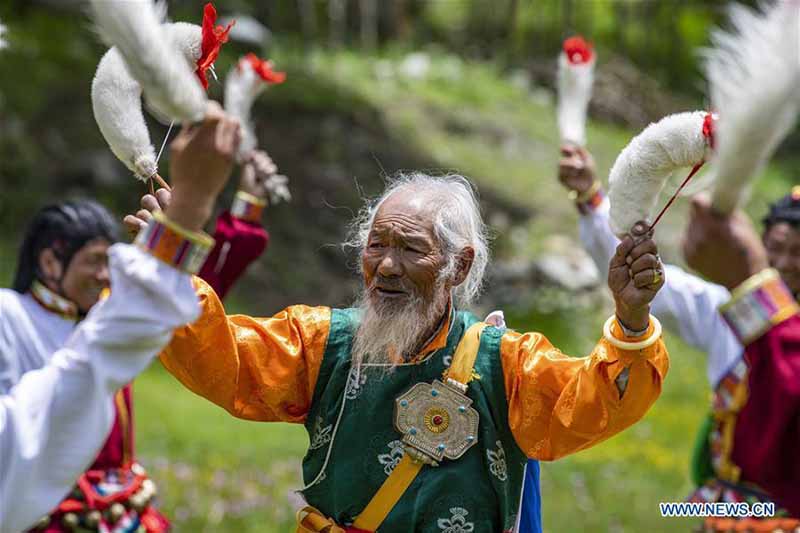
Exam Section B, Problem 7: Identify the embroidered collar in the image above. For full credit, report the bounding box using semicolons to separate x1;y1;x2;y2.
30;280;79;320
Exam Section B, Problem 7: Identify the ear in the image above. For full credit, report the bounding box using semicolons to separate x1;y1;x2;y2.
450;246;475;287
38;248;63;287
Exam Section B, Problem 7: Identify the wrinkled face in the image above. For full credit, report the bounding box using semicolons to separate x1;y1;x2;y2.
764;222;800;296
361;190;448;310
54;239;111;313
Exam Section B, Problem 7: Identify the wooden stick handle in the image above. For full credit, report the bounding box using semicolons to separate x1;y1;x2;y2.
152;173;172;191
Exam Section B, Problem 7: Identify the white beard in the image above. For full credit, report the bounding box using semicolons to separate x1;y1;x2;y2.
351;285;449;369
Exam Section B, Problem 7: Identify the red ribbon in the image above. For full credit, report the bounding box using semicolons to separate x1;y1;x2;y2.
649;112;717;231
196;3;235;89
702;111;716;150
243;53;287;84
563;35;594;65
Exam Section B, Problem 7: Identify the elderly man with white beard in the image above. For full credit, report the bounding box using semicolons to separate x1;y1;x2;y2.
156;173;669;532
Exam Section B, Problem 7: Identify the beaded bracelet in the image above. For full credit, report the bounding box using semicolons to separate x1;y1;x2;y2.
719;268;798;345
134;210;214;275
571;184;605;215
603;315;662;351
231;190;267;223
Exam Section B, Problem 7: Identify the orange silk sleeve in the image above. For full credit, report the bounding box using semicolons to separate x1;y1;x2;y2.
159;277;331;424
500;321;669;461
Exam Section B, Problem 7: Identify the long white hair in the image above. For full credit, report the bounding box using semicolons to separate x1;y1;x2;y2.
344;172;490;308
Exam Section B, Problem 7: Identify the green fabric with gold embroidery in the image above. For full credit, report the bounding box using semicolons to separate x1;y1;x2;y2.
301;308;527;531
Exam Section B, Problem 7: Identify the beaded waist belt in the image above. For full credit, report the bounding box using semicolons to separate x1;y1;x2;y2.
29;463;168;533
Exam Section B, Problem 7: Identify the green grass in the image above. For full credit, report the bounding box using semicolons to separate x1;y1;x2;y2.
133;365;307;532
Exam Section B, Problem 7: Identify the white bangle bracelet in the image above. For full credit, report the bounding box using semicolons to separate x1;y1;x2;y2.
603;315;662;351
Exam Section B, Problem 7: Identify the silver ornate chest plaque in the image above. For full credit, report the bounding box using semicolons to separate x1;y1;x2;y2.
394;379;479;466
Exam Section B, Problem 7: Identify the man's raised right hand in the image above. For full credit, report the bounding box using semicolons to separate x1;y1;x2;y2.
558;143;597;194
165;101;241;232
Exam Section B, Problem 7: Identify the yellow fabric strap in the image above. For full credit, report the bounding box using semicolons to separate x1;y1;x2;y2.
444;322;488;385
351;454;423;531
296;506;346;533
350;321;488;532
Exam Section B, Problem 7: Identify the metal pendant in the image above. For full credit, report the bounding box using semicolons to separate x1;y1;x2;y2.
394;379;479;466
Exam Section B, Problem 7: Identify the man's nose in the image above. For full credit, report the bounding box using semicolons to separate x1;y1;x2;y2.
96;265;110;284
377;251;402;277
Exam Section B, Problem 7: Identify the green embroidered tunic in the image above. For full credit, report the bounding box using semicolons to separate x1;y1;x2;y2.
302;308;527;532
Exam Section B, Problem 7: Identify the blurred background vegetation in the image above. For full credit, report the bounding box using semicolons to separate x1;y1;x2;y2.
0;1;796;531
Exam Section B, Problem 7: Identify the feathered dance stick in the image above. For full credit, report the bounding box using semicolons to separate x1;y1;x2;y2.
225;54;290;205
608;111;714;237
704;1;800;214
224;53;286;160
557;36;595;147
91;47;158;180
90;2;233;182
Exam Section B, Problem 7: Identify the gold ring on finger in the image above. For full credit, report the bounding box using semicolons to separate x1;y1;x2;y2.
651;268;663;286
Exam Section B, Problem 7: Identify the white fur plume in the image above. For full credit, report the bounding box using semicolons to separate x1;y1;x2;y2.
88;0;206;124
91;23;204;180
705;1;800;214
224;54;286;160
92;48;157;180
557;36;595;146
91;19;212;180
608;111;711;236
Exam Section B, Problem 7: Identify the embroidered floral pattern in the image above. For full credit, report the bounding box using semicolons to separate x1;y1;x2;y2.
309;416;333;450
344;367;368;400
438;507;474;532
486;440;508;481
377;440;405;476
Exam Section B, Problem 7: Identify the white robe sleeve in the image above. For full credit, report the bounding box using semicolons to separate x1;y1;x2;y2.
577;198;742;386
577;196;619;283
0;243;199;532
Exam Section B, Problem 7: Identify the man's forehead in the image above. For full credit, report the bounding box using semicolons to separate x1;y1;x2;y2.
79;238;111;254
372;190;435;230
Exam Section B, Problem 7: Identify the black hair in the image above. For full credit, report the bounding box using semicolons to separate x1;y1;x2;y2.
763;188;800;232
12;200;121;293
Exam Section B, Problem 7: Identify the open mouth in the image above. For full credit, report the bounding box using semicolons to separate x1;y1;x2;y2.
374;287;408;298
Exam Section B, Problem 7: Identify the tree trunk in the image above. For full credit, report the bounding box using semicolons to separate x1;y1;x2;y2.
506;0;519;44
391;0;410;41
329;0;347;48
297;0;317;43
359;0;378;50
561;0;574;34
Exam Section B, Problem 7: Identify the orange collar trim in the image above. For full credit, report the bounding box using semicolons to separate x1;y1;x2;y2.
411;301;454;362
